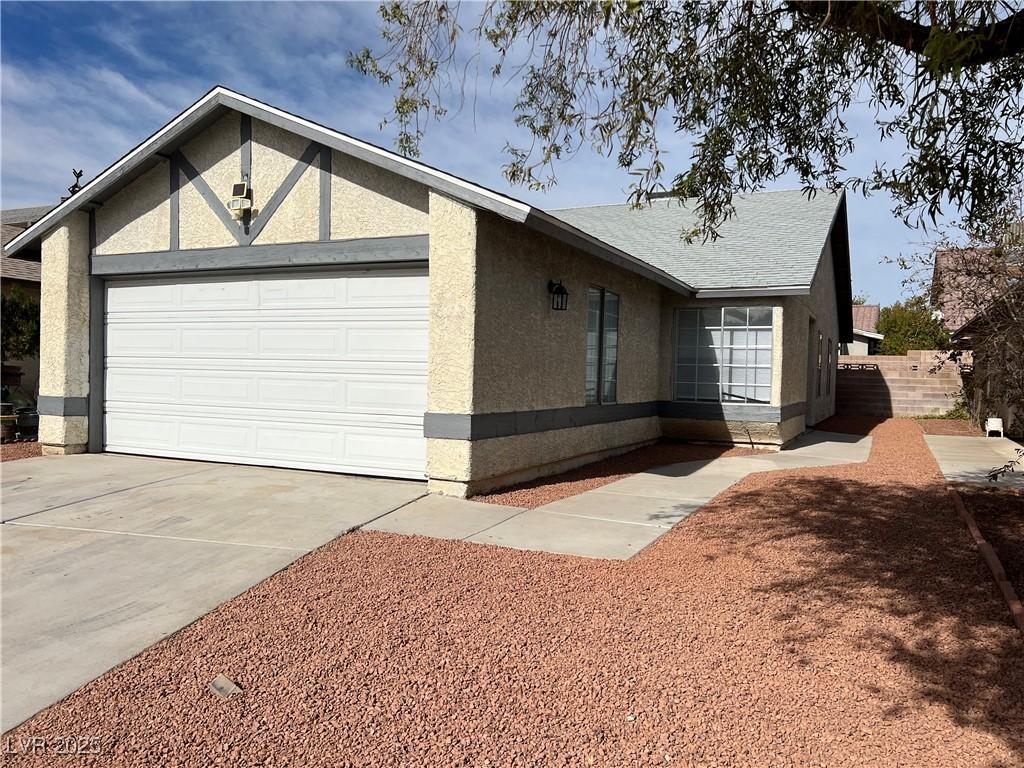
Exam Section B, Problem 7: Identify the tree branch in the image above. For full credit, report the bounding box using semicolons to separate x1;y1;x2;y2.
790;2;1024;66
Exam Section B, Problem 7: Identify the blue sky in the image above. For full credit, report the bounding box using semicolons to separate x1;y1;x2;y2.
1;1;939;305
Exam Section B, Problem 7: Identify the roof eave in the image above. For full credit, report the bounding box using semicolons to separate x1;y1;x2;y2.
693;284;810;298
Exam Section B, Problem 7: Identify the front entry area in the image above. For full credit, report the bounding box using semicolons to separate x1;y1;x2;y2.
102;270;429;479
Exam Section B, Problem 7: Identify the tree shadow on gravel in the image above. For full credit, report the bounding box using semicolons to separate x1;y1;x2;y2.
699;475;1024;759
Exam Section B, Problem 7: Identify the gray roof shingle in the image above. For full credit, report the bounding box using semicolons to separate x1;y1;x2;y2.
2;205;53;226
551;189;841;291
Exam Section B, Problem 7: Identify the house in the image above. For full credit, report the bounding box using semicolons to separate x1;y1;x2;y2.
840;303;883;355
2;205;50;404
4;87;852;497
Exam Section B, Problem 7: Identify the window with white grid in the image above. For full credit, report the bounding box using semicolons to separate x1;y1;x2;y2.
674;307;773;404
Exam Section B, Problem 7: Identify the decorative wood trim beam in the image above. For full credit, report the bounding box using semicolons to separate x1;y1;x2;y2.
319;146;331;242
91;235;429;276
240;114;252;236
88;209;96;255
173;150;244;245
245;141;320;244
169;155;180;251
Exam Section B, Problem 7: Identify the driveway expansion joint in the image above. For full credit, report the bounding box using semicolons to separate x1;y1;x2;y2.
2;467;219;524
3;521;311;553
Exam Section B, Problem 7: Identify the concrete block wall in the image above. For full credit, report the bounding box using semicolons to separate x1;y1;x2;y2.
836;350;962;417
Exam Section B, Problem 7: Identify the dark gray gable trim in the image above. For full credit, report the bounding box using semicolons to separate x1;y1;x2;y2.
174;150;245;245
90;235;428;276
88;209;96;255
169;155;180;250
319;147;331;242
240;114;252;237
88;277;105;452
425;399;803;440
246;141;320;244
38;396;89;418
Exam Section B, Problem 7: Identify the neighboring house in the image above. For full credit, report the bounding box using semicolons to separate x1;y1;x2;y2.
4;87;851;497
1;205;50;404
841;303;883;355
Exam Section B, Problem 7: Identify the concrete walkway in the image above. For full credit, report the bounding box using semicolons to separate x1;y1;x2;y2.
924;434;1024;487
368;430;873;560
1;453;425;733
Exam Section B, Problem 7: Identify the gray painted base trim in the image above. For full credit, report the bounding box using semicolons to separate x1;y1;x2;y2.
425;402;658;440
424;400;806;440
659;400;806;423
91;235;428;276
38;396;89;417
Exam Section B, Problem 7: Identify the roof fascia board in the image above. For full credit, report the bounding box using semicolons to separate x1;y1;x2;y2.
694;285;810;298
853;328;884;339
5;88;225;256
526;209;695;296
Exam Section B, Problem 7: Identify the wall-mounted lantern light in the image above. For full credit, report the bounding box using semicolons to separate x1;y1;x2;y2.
548;280;569;311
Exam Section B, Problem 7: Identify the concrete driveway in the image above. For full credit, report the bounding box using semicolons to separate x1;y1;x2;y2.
1;453;424;732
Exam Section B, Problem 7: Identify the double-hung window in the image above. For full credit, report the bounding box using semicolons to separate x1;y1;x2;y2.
585;287;619;404
674;307;773;404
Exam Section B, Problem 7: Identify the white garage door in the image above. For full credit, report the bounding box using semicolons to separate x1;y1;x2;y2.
103;270;429;479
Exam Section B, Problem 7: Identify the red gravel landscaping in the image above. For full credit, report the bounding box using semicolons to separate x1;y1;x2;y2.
917;418;985;436
4;419;1022;767
0;441;41;462
474;440;767;508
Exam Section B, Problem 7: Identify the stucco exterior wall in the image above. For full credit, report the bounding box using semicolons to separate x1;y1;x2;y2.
95;162;170;255
800;240;840;425
660;418;782;445
428;416;660;496
473;212;661;413
250;119;320;245
179;112;241;250
38;211;91;451
331;151;428;240
427;193;477;414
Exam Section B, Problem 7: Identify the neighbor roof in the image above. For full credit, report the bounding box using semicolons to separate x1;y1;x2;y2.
553;190;842;292
1;207;49;282
852;304;881;333
2;205;53;226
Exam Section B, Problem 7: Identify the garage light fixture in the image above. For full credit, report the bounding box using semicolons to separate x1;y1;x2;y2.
548;280;569;311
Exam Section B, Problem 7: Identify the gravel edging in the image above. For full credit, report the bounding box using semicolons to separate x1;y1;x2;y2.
952;483;1024;632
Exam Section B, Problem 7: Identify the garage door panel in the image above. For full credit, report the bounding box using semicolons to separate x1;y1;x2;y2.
106;326;180;356
107;370;425;414
104;271;428;479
